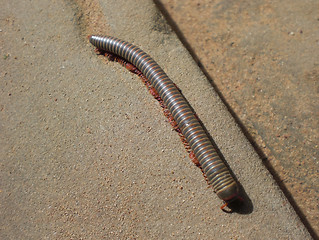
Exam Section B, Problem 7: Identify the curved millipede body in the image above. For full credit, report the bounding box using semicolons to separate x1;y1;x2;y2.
89;35;240;206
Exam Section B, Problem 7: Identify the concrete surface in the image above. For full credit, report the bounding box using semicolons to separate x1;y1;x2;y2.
155;0;319;236
0;0;313;239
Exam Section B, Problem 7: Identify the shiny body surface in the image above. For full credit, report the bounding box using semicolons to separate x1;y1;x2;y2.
89;35;238;201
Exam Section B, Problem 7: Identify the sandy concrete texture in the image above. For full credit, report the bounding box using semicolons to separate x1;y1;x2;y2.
156;0;319;236
0;0;312;239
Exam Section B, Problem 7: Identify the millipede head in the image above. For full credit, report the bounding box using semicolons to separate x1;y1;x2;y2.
216;183;244;213
220;193;244;213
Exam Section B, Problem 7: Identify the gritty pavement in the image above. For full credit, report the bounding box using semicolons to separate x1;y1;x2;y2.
155;0;319;236
0;0;313;239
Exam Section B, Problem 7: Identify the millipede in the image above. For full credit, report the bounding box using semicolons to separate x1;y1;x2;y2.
89;35;243;210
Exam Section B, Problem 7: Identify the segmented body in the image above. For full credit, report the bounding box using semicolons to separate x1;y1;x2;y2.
89;35;239;203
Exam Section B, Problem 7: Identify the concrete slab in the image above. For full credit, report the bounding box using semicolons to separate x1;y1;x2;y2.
0;0;312;239
155;0;319;235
